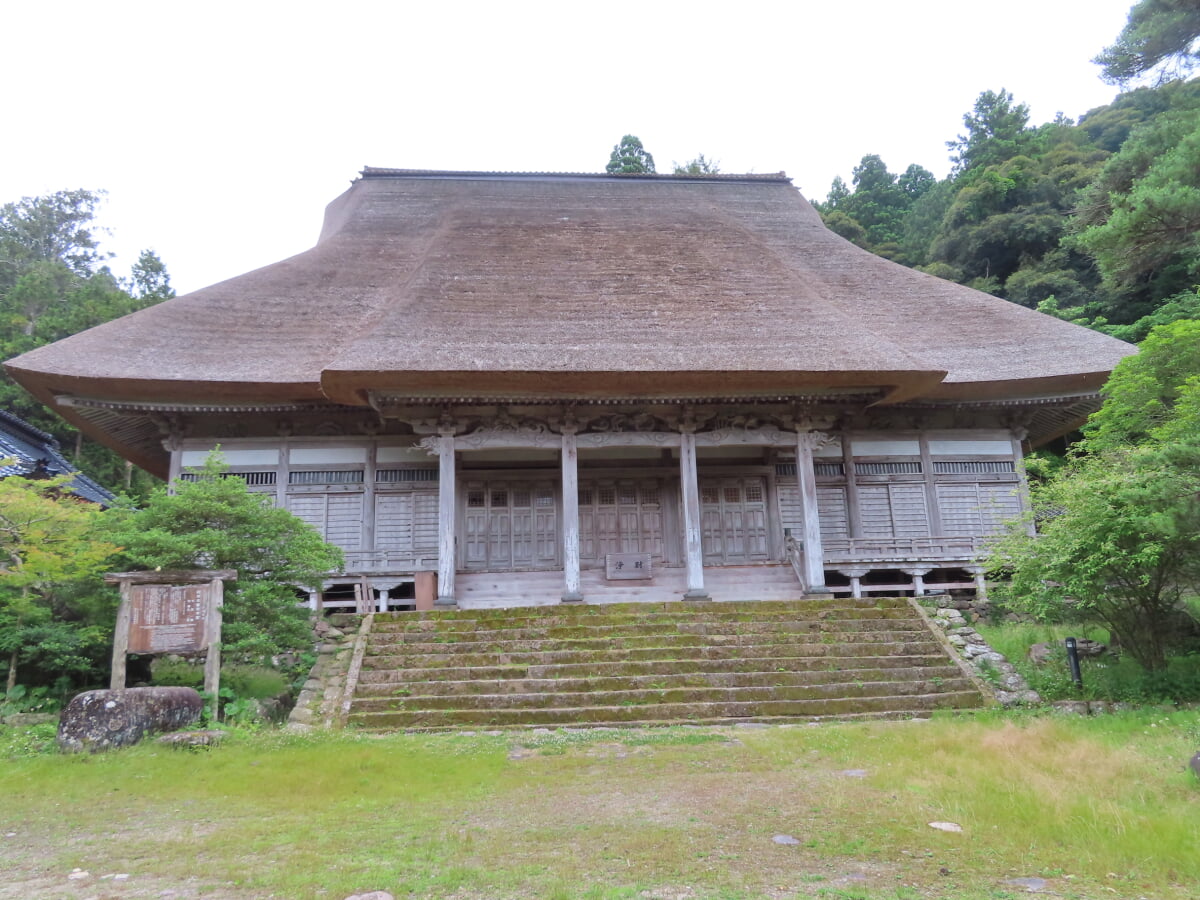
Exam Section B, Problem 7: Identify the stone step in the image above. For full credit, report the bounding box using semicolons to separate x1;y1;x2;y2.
355;653;960;685
352;668;975;704
353;679;981;713
371;606;915;636
365;627;931;657
371;598;911;630
347;691;985;730
359;639;948;671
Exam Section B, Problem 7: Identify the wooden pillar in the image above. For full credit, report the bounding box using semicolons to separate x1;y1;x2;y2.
842;433;862;538
435;430;457;608
110;579;132;690
363;441;378;558
561;429;583;603
1012;428;1037;537
203;577;225;722
679;431;709;600
276;438;290;509
165;435;183;495
919;434;943;537
796;431;829;594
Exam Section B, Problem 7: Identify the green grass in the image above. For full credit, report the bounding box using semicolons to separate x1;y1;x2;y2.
977;621;1200;703
2;714;1199;898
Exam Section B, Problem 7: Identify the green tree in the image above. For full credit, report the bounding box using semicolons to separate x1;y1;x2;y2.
994;441;1200;672
993;320;1200;672
672;154;720;175
105;455;344;659
1094;0;1200;85
126;249;175;302
1083;318;1200;450
1071;103;1200;314
0;471;118;691
606;135;656;174
0;190;172;497
947;88;1032;174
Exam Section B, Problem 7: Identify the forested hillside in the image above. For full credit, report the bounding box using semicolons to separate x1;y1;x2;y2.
814;0;1200;343
0;191;172;496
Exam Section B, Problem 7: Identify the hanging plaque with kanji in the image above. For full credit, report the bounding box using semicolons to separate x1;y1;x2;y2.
127;584;209;654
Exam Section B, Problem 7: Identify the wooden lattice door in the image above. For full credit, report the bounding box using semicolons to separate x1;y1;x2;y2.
700;477;769;564
578;479;665;567
463;481;558;571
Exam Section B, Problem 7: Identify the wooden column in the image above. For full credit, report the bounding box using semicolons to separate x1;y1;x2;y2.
165;434;183;495
275;438;290;509
363;441;378;557
560;429;583;603
679;431;709;600
1012;429;1037;537
203;577;225;721
110;580;132;690
796;431;829;594
842;433;862;538
919;434;943;537
435;430;457;608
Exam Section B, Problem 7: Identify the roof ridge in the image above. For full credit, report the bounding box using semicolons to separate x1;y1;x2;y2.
358;167;792;184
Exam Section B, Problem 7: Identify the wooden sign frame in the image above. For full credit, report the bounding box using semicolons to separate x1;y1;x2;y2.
106;570;237;719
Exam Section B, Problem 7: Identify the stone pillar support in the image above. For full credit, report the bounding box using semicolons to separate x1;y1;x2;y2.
679;430;709;600
836;566;872;600
900;566;933;597
561;428;583;603
796;430;830;595
435;429;458;608
967;565;989;602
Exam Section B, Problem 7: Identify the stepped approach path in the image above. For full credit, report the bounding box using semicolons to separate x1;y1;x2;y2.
347;596;987;731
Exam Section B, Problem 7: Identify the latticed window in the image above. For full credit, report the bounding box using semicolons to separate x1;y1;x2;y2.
467;490;485;508
512;490;531;508
535;489;555;507
289;470;365;485
856;462;921;475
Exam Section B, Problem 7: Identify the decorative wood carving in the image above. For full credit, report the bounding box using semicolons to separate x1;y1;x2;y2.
577;431;680;448
694;425;793;447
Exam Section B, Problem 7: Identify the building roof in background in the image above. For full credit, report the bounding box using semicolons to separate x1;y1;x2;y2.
0;409;115;505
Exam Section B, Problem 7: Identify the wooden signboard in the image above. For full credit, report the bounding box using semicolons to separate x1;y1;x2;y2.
605;553;652;581
106;570;237;718
127;584;208;654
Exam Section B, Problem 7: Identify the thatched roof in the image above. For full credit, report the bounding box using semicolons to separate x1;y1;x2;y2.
6;169;1134;465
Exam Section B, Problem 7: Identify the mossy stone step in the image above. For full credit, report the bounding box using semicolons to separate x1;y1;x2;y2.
352;676;981;713
371;602;912;632
347;690;985;730
366;627;931;656
355;653;960;685
353;663;968;698
360;639;948;671
368;614;919;644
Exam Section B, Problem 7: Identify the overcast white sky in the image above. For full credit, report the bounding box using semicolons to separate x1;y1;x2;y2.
2;1;1136;295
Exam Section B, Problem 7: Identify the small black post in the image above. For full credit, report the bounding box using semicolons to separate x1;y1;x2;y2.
1065;636;1083;691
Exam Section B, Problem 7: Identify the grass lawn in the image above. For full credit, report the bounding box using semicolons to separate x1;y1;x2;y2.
1;711;1198;900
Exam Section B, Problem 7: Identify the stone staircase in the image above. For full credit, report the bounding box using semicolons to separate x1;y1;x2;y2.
347;597;987;731
455;563;808;607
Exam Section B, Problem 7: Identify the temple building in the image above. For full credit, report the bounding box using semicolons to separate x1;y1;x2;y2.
5;169;1134;608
